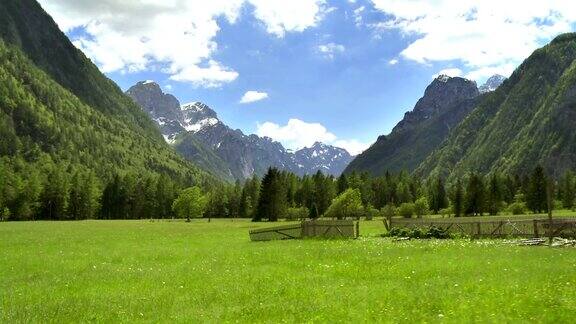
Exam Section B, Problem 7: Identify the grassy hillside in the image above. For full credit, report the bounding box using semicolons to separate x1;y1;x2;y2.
416;33;576;180
1;220;575;322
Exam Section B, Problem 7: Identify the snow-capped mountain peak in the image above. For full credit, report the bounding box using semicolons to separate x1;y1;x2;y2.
127;81;354;179
479;74;506;93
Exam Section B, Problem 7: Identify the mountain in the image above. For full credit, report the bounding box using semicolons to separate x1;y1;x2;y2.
416;33;576;180
126;82;353;179
0;0;210;185
479;75;507;93
295;142;353;176
345;75;481;175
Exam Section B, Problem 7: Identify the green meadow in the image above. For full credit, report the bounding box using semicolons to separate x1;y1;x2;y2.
1;219;575;323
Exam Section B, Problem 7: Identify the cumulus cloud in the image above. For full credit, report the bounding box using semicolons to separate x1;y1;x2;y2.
388;59;399;65
38;0;327;87
317;42;346;59
369;0;576;81
240;91;269;104
433;68;463;79
256;118;370;155
248;0;328;38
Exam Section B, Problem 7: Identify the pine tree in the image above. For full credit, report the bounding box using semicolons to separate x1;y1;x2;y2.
337;174;349;194
452;178;464;217
560;170;575;209
527;165;548;213
465;173;485;216
255;168;286;221
428;176;448;214
486;173;503;215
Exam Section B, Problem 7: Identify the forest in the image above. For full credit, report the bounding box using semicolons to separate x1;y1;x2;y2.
2;156;573;222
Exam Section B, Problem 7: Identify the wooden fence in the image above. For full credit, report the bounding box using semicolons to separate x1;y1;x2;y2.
250;220;359;241
389;216;576;238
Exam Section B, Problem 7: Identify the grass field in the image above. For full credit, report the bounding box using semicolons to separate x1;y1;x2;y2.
1;219;575;323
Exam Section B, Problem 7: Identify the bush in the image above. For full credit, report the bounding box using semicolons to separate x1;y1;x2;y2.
324;189;364;220
439;207;452;217
386;226;451;239
398;203;415;218
414;197;429;218
285;207;309;221
0;207;10;221
554;200;563;211
507;201;527;215
364;205;379;220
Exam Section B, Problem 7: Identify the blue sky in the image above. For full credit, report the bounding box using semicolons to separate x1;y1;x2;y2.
40;0;576;154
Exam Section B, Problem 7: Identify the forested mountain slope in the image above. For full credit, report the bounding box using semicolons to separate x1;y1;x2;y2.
0;0;215;220
416;33;576;180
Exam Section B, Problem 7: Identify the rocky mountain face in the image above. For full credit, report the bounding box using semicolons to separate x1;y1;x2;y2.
295;142;353;176
345;75;486;175
126;82;353;180
416;33;576;180
479;74;507;93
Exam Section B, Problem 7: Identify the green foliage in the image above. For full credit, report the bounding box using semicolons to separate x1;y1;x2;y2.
172;186;207;221
324;189;363;220
381;204;397;219
387;226;451;239
363;205;380;221
526;166;548;213
507;202;527;215
254;168;287;222
414;197;429;218
285;207;309;221
465;173;485;216
428;177;448;214
398;203;415;218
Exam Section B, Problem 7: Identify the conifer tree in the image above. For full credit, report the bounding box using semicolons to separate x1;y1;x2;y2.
527;165;548;213
452;178;464;217
465;173;485;216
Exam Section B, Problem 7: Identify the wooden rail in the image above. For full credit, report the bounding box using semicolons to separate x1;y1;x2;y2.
389;216;576;238
250;220;359;241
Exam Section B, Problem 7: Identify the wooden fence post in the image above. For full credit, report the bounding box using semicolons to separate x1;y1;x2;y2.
533;219;539;238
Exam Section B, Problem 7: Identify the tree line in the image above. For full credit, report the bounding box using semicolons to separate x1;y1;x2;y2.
171;165;575;222
2;158;574;221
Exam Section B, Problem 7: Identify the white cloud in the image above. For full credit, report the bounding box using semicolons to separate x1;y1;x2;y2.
240;91;269;104
317;43;346;59
248;0;328;38
332;140;370;156
353;6;365;27
38;0;327;87
433;68;463;79
256;118;370;155
388;59;399;65
369;0;576;81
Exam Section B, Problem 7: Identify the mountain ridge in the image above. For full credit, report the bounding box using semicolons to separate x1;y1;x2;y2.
127;81;354;180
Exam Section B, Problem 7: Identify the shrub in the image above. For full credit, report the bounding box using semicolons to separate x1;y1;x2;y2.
507;201;527;215
285;207;309;221
364;205;379;220
386;226;451;239
324;189;363;220
414;197;429;218
398;203;415;218
0;207;10;221
439;207;452;217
